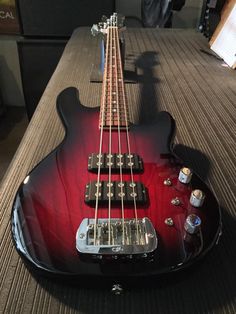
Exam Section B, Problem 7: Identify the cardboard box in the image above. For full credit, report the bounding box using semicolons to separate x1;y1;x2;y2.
210;0;236;69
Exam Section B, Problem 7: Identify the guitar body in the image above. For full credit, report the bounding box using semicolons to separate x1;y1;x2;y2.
12;87;221;286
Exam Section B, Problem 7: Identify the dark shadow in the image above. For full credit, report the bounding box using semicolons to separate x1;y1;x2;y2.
134;51;160;124
173;144;211;181
0;56;24;107
0;106;28;141
0;106;28;181
0;55;28;140
17;40;67;119
125;16;143;28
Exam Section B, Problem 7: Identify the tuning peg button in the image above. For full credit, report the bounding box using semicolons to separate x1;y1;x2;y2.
184;214;201;234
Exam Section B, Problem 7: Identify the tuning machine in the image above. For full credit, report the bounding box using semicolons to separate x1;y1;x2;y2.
91;13;125;37
111;284;123;295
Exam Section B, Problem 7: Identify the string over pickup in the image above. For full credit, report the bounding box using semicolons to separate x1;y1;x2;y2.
88;153;143;173
85;181;148;206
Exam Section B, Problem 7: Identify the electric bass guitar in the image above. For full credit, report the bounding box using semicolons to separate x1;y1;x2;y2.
12;14;221;292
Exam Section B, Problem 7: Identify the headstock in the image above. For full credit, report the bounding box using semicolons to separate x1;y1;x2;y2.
91;12;125;36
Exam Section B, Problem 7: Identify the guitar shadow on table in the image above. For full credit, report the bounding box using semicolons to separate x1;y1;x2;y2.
26;51;236;313
173;144;211;181
129;51;161;124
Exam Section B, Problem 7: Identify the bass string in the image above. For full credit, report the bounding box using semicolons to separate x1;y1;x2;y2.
107;25;126;245
107;25;113;245
114;27;139;240
107;25;127;245
94;24;138;246
113;26;125;245
93;26;111;245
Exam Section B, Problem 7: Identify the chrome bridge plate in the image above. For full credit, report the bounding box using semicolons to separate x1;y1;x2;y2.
76;218;157;259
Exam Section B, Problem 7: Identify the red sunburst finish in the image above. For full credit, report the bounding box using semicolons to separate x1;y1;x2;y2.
11;87;221;284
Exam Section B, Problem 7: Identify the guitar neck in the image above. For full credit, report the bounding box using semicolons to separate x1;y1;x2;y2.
100;26;129;129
